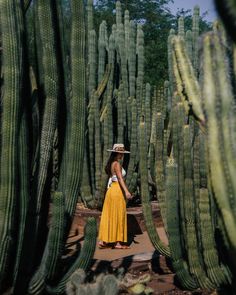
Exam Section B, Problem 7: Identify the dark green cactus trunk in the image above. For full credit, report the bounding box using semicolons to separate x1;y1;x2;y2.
62;0;86;216
139;118;170;257
0;0;23;288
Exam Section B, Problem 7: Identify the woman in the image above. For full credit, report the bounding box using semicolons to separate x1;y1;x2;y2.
98;143;133;249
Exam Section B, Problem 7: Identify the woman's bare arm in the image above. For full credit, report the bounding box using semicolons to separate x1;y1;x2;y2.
112;161;132;199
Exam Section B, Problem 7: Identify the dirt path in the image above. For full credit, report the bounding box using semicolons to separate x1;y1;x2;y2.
67;203;207;294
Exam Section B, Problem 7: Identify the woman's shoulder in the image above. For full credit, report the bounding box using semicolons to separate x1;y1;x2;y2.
111;160;121;170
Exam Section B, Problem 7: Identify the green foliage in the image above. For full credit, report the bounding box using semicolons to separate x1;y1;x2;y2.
94;0;211;86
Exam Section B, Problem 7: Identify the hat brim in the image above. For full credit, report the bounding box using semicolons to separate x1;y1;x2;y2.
107;149;130;153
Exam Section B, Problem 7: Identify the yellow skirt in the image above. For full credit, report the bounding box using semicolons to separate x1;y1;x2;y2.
98;182;127;243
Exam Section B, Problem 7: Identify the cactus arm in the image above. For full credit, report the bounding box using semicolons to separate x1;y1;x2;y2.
172;36;205;124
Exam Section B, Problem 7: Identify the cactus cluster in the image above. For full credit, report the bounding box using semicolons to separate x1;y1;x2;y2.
0;1;97;294
147;4;236;292
2;0;236;294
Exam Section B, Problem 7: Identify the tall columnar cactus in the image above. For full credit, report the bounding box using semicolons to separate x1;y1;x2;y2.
124;10;130;63
63;0;86;216
202;33;236;250
183;125;215;289
88;30;97;97
166;157;198;290
192;6;200;72
33;0;59;245
155;112;167;227
139;118;170;257
167;29;175;97
136;24;144;116
186;30;193;61
98;21;107;85
116;1;122;26
128;20;136;98
126;99;138;192
87;0;94;32
0;0;23;288
178;17;185;39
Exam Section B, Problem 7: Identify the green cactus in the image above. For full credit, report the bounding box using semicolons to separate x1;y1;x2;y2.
87;0;94;32
0;0;23;287
178;16;185;39
139;118;170;257
185;30;193;62
172;36;205;124
33;0;59;246
116;1;122;26
155;112;167;227
128;20;136;98
46;217;97;294
13;112;30;286
168;29;175;97
117;23;129;99
202;33;236;249
183;125;215;289
88;30;97;96
63;0;86;216
126;99;138;191
192;6;200;72
166;157;198;290
28;192;65;295
145;83;151;143
98;21;107;85
66;269;119;295
124;10;130;63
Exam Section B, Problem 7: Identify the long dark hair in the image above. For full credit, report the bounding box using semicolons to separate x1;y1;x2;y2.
105;152;118;176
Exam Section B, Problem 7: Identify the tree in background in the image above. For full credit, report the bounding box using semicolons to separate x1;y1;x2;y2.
94;0;211;86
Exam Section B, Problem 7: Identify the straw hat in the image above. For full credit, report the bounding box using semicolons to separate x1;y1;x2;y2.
107;143;130;153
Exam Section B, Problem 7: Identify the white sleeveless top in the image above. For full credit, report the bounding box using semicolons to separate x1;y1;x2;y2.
107;167;126;188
